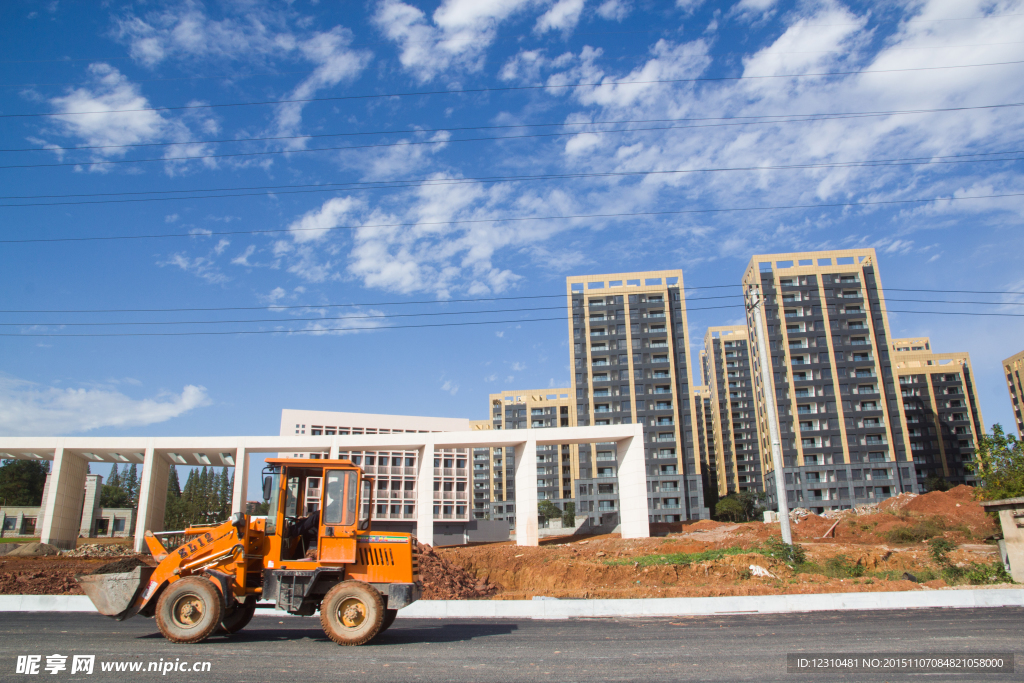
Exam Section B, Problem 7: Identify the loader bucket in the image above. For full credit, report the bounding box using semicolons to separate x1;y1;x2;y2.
76;565;155;620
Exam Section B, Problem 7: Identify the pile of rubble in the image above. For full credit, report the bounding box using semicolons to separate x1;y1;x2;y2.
64;544;137;558
416;543;499;600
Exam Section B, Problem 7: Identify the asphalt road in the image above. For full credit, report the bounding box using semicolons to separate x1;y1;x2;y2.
0;608;1020;683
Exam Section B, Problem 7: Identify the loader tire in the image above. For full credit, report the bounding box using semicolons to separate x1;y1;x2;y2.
155;577;224;644
378;609;398;635
220;595;257;634
319;581;384;646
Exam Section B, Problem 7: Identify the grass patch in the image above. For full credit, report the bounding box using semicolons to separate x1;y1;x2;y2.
823;554;866;579
883;517;952;544
604;546;755;567
0;538;35;544
942;561;1012;586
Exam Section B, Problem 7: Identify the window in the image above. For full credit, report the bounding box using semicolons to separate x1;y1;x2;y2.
324;470;357;526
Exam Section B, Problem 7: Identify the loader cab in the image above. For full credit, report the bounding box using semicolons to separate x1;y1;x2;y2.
261;459;373;569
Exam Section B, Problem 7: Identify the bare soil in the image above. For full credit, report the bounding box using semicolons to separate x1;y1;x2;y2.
0;487;1006;600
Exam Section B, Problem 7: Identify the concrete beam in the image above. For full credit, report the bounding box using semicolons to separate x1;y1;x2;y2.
40;443;88;550
416;441;435;547
133;445;169;552
514;438;539;547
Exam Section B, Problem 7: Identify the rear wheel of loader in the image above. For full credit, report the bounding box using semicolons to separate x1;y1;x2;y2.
378;609;398;635
319;581;384;646
155;577;224;644
220;595;257;634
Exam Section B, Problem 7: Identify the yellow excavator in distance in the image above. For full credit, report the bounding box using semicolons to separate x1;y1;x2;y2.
77;458;421;645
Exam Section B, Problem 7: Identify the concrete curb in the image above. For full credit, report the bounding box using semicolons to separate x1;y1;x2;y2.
2;589;1022;618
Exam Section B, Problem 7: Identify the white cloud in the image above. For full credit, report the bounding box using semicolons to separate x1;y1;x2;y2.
287;196;362;244
0;376;210;436
274;27;372;143
373;0;540;82
46;63;168;163
165;213;180;223
597;0;631;21
535;0;586;34
440;379;460;395
231;245;257;266
511;362;526;371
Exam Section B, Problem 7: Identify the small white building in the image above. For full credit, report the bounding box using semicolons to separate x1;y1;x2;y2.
0;473;135;540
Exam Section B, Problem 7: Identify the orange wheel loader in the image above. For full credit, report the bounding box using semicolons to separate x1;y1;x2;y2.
76;458;421;645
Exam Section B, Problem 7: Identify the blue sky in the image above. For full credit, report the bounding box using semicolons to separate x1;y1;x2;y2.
2;0;1024;494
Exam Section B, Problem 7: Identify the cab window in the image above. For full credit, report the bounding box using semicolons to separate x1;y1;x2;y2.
324;470;356;526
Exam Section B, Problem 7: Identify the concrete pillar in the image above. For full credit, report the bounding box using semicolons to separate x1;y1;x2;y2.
40;444;89;550
514;438;539;547
0;511;5;538
134;445;169;552
617;424;651;540
79;474;103;537
36;475;52;534
230;447;248;515
996;508;1024;583
16;513;25;536
415;441;435;546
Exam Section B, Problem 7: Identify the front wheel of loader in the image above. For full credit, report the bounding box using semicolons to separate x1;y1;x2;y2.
378;609;398;635
220;595;257;634
319;581;384;646
155;577;224;644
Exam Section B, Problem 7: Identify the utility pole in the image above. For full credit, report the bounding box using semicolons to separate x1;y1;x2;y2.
746;284;793;545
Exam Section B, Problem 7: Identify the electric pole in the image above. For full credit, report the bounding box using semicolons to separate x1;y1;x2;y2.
746;284;793;545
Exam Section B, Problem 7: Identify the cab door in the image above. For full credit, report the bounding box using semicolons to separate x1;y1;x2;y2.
318;468;358;564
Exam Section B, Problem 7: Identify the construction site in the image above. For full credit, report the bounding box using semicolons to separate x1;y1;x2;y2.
0;485;1011;602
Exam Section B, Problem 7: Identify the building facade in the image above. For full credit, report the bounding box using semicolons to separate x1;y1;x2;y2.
692;385;719;511
567;271;708;522
278;409;472;534
1003;349;1024;437
0;474;135;540
892;338;984;488
742;249;918;514
471;389;575;525
702;326;765;497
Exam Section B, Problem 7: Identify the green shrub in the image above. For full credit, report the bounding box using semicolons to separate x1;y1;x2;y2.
883;517;949;544
963;561;1012;585
823;554;865;579
928;538;957;565
761;535;807;564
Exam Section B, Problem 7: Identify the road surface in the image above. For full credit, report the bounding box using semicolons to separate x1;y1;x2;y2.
0;607;1019;682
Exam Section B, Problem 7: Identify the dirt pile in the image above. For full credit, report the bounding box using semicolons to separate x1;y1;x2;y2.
91;557;149;575
0;544;22;556
417;543;499;599
8;543;61;557
0;560;86;595
65;544;137;558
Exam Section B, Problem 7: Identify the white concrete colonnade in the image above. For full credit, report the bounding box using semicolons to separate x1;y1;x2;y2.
0;424;649;551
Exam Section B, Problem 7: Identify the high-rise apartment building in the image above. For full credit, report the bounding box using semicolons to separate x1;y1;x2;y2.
892;338;984;487
472;389;575;525
741;249;918;514
693;385;719;510
1003;349;1024;436
567;271;708;522
702;326;764;497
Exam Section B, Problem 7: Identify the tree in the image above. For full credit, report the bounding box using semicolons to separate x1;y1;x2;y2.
0;460;50;506
124;464;139;507
971;424;1024;500
924;475;952;493
100;482;130;508
537;500;562;521
715;497;746;522
108;463;121;491
561;502;577;528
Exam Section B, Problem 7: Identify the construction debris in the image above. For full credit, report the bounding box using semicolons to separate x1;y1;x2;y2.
7;543;61;557
64;544;136;558
749;564;776;579
91;557;149;575
416;542;499;599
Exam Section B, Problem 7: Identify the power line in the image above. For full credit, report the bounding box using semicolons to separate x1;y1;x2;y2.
6;60;1023;119
0;316;568;337
3;11;1021;65
4;152;1022;205
0;288;743;314
9;102;1022;153
3;192;1021;244
0;304;569;327
885;287;1024;295
883;298;1024;305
